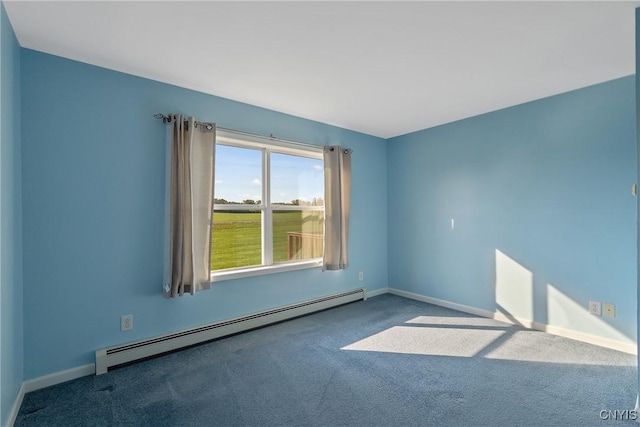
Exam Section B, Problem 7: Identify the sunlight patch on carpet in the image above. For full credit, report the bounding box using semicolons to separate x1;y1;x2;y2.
341;325;505;357
405;315;509;327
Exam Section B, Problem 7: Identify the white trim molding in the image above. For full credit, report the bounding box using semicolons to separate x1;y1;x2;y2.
388;287;637;355
10;285;634;427
23;364;95;394
6;365;95;426
16;288;375;396
96;289;365;375
366;287;389;299
212;260;321;282
532;321;636;355
5;383;25;427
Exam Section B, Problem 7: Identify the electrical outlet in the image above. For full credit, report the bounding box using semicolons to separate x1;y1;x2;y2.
589;301;601;316
121;314;133;331
358;271;364;281
603;303;615;318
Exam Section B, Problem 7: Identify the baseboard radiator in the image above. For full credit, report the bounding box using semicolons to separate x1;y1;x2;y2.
95;288;366;375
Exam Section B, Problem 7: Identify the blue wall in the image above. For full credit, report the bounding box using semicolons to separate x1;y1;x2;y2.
0;3;22;425
388;76;637;346
13;22;640;385
635;6;640;408
20;49;388;379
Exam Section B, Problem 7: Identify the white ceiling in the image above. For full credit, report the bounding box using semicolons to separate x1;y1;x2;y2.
4;1;639;139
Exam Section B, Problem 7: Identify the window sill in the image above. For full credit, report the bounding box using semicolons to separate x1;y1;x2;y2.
211;259;322;282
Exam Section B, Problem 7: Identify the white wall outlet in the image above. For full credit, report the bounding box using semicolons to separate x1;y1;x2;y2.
121;314;133;331
589;301;601;316
603;303;615;318
358;271;364;281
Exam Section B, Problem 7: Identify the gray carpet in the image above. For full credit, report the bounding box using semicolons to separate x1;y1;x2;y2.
16;294;638;426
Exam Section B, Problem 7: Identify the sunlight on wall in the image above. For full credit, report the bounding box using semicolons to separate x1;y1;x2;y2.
495;249;533;321
547;284;632;343
341;244;635;364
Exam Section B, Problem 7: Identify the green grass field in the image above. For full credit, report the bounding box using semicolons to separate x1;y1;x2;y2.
211;211;323;271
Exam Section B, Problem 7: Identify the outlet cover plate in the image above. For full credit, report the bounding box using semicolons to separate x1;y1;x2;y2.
603;303;615;318
589;301;601;316
121;314;133;331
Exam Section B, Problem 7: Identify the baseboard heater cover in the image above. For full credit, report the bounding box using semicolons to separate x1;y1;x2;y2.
95;287;365;375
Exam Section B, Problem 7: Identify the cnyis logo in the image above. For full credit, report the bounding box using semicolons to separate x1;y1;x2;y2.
599;409;638;421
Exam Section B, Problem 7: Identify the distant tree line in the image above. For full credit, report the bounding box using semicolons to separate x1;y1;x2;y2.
214;198;323;206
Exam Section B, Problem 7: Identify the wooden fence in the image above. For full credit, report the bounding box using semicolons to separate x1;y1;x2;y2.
287;232;323;260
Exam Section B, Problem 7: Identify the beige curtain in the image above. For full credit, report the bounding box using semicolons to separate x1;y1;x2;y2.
163;115;215;297
323;145;352;271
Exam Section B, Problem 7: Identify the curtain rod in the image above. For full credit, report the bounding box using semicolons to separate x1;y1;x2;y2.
153;113;215;131
153;113;324;151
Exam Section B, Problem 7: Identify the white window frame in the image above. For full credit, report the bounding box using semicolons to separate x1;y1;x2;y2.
211;130;324;282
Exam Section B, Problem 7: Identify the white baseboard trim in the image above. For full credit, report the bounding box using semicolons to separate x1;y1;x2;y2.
19;288;375;393
388;287;637;355
23;363;95;393
532;321;636;355
11;285;635;414
366;287;389;299
12;288;386;399
389;288;495;318
5;383;25;427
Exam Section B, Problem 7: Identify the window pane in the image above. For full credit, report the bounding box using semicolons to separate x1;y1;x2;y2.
212;211;262;270
214;145;262;205
271;153;323;206
273;210;324;263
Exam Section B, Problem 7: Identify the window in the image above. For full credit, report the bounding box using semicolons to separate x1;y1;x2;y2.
211;130;324;281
